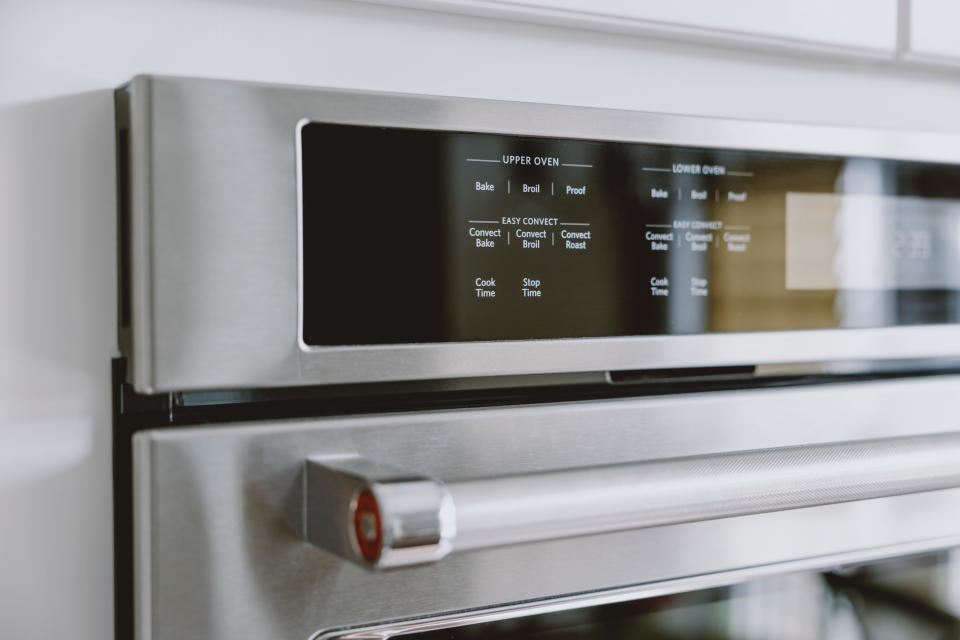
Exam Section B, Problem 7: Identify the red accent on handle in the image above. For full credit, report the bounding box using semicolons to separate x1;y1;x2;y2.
352;489;383;564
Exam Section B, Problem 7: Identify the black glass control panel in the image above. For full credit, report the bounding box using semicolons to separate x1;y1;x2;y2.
299;122;960;346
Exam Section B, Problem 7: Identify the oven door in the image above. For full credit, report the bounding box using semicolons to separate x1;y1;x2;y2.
129;375;960;640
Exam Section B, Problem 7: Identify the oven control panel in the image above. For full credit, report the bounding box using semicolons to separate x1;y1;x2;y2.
299;122;960;346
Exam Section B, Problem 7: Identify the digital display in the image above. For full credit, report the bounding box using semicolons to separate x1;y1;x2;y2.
299;122;960;346
786;193;960;290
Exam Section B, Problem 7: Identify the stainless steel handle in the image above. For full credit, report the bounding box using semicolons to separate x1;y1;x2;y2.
304;433;960;569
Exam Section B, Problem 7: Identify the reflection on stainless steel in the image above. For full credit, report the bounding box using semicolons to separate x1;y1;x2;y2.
786;192;960;290
319;552;960;639
308;434;960;569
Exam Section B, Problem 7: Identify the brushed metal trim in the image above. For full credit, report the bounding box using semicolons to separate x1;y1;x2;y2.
274;81;960;161
295;118;309;357
123;75;960;391
315;534;960;639
295;325;960;385
124;76;156;391
133;433;154;640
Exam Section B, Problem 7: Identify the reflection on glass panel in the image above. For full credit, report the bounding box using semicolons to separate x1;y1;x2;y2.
405;551;960;640
786;193;960;292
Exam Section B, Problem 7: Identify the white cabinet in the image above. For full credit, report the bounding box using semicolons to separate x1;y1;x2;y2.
908;0;960;62
368;0;899;56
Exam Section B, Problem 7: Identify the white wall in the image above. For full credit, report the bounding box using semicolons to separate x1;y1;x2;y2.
3;1;960;638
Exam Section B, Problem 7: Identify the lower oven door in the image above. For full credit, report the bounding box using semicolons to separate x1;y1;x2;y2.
129;375;960;640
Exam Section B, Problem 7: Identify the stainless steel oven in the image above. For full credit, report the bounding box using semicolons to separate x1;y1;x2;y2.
114;75;960;640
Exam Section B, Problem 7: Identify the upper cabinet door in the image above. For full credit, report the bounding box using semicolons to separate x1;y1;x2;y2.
367;0;899;56
908;0;960;62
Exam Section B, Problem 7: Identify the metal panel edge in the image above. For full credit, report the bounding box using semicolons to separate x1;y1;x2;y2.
295;325;960;385
147;74;960;168
315;534;960;639
127;75;157;393
132;431;155;640
272;78;960;163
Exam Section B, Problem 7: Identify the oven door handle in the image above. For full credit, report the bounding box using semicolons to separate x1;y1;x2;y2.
302;433;960;570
